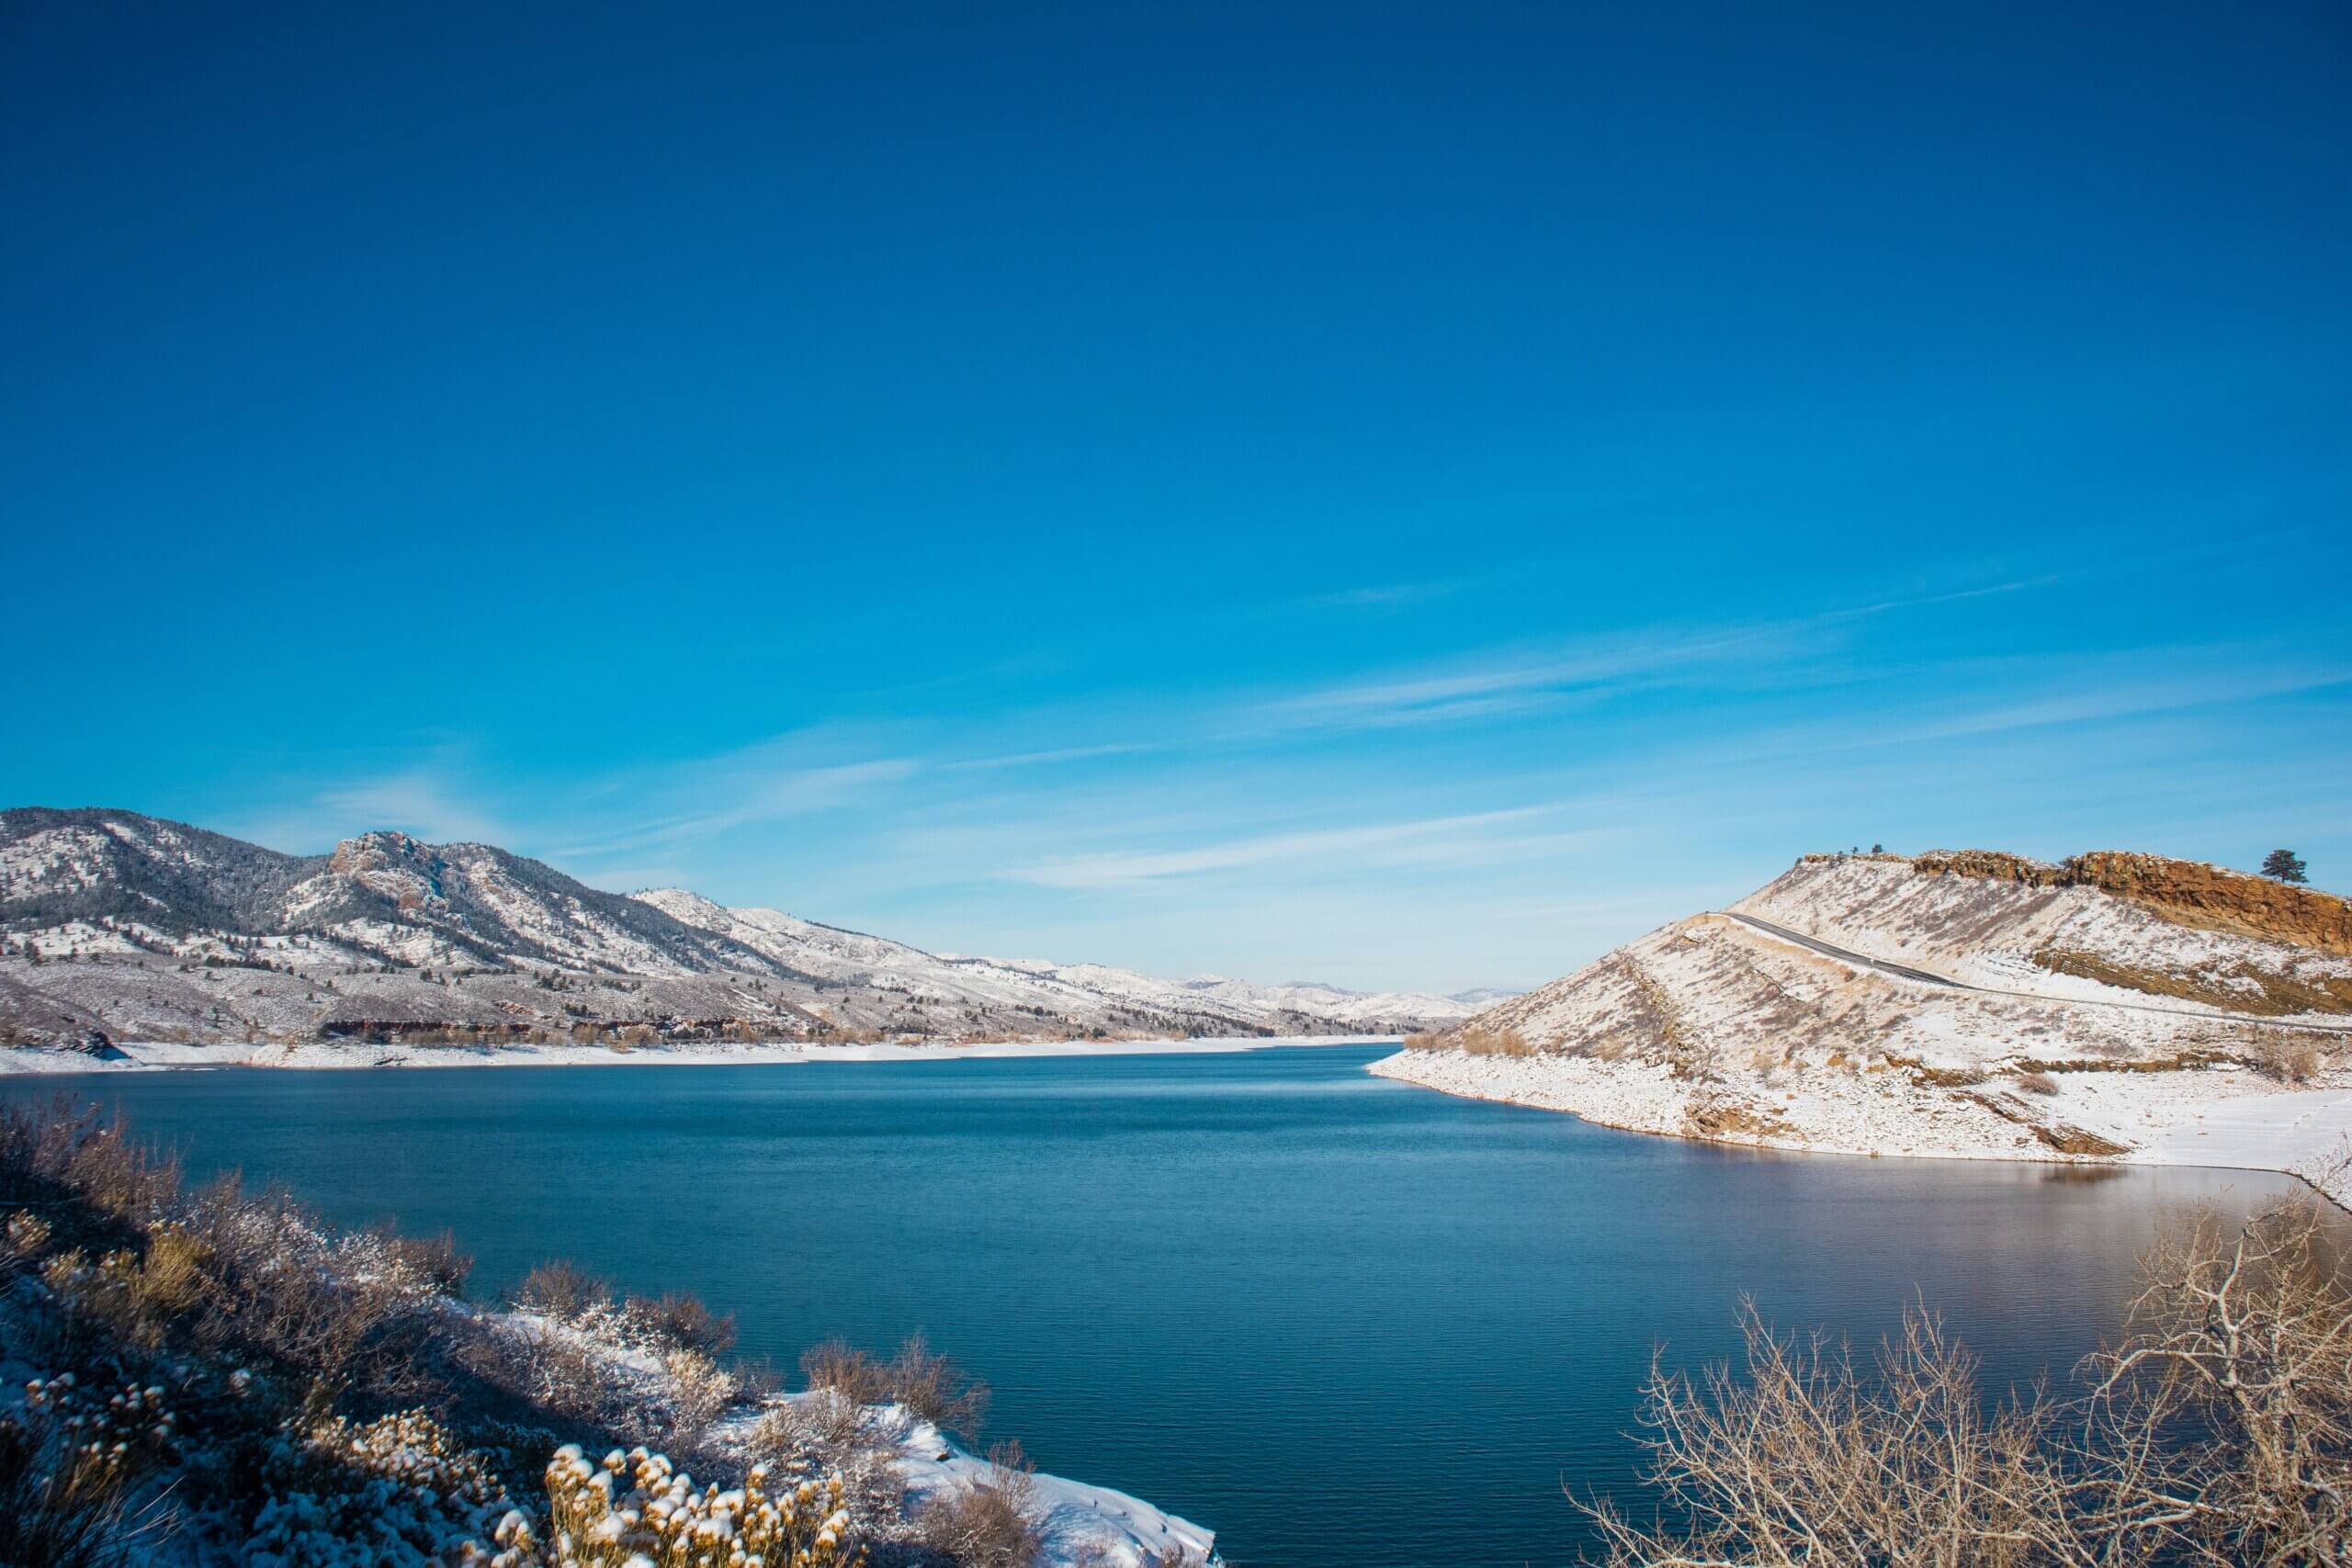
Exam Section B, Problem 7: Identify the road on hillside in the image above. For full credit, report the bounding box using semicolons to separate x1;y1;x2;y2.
1722;911;2352;1036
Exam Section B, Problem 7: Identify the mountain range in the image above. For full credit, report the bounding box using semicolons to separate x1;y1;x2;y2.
0;807;1493;1050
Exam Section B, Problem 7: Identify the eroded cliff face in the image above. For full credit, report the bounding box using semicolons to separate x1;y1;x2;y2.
1906;850;2352;956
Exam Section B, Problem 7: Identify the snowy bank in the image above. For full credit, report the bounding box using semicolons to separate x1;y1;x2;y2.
0;1033;1396;1074
1371;1047;2352;1207
701;1398;1216;1568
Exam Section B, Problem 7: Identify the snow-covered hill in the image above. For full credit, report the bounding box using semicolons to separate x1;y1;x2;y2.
1376;849;2352;1199
0;807;1489;1051
631;888;1481;1034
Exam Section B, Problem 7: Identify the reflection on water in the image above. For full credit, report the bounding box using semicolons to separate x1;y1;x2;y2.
2039;1164;2132;1187
10;1047;2323;1568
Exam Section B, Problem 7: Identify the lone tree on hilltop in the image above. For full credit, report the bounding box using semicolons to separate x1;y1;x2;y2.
2261;848;2309;884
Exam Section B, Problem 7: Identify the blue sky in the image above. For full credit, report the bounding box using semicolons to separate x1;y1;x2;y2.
5;2;2346;992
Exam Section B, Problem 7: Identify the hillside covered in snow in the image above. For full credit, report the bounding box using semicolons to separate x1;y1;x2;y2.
1376;850;2352;1199
0;807;1488;1055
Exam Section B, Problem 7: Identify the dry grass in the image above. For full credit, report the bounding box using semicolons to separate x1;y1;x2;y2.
2035;945;2352;1017
1408;1022;1538;1055
2015;1071;2061;1096
1453;1023;1537;1057
0;1412;171;1565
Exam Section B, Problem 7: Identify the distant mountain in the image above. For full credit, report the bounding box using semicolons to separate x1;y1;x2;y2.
0;807;1492;1049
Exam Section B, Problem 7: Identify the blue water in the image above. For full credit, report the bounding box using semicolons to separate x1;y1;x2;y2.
12;1046;2310;1566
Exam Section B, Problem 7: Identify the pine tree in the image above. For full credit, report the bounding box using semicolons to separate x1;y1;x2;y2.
2261;848;2309;885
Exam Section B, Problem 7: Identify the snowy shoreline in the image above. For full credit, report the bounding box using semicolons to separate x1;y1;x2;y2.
1369;1048;2352;1207
0;1033;1396;1074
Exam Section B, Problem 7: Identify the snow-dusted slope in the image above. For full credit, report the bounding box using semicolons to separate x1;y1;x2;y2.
632;888;1485;1033
1376;849;2352;1197
1734;852;2352;1014
0;807;1489;1050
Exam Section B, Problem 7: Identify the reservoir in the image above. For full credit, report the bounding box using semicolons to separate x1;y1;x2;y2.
17;1043;2310;1566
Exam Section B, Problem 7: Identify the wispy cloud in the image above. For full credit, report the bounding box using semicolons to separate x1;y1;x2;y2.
1874;657;2352;746
1250;572;2084;738
942;742;1160;773
555;756;920;860
1301;579;1469;610
1256;626;1795;733
1001;806;1577;888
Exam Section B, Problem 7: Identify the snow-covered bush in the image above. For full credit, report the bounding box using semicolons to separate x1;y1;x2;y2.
913;1441;1043;1568
748;1393;905;1524
662;1348;739;1442
23;1371;178;1474
503;1444;865;1568
514;1261;610;1324
242;1407;514;1568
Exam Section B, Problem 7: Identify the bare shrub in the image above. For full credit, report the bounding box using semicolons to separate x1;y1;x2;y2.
513;1258;611;1322
888;1332;990;1436
180;1175;439;1400
624;1289;737;1354
800;1333;989;1435
2253;1032;2323;1085
2078;1194;2352;1563
1577;1181;2352;1568
2016;1070;2061;1096
1401;1031;1442;1050
380;1227;471;1295
0;1096;177;1219
453;1315;651;1449
916;1440;1044;1568
801;1337;892;1405
1578;1303;2068;1565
